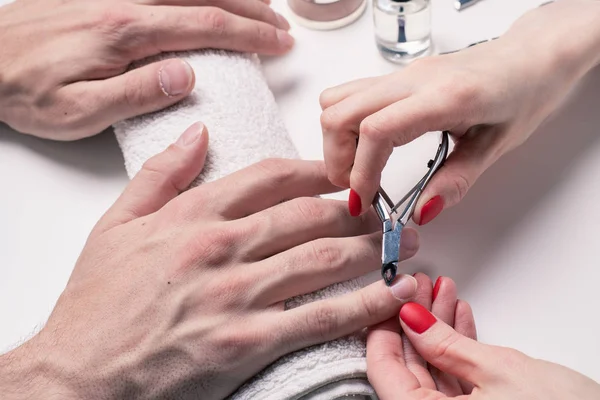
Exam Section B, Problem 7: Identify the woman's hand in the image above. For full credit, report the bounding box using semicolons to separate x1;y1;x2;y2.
0;0;293;140
320;0;600;223
367;275;600;400
0;123;420;400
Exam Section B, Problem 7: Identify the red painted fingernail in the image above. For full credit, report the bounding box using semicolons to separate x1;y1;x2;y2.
348;189;362;217
432;277;442;301
419;195;444;226
399;302;437;334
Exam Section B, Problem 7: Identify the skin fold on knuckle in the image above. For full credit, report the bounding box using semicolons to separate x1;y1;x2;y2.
310;240;344;273
307;304;339;342
198;7;228;39
254;158;296;188
94;4;143;55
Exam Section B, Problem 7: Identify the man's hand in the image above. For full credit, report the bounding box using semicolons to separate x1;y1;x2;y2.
0;123;420;400
0;0;294;140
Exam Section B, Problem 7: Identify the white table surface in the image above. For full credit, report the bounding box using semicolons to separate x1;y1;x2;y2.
1;0;599;381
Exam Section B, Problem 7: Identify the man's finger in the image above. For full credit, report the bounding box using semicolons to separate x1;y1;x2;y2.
400;302;494;385
134;7;294;57
276;277;417;353
64;59;195;135
191;159;339;220
135;0;289;30
92;123;208;237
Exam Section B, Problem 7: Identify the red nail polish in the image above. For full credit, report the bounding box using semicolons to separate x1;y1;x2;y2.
419;195;444;226
348;189;362;217
432;277;442;301
399;302;437;334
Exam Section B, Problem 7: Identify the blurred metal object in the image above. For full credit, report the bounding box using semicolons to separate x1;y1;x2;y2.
373;131;450;286
454;0;481;11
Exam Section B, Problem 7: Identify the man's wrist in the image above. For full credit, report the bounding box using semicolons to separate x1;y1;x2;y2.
0;337;78;400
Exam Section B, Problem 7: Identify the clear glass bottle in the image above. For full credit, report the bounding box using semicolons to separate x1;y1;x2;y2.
373;0;432;63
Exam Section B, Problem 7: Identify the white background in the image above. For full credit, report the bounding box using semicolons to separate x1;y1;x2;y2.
1;0;599;381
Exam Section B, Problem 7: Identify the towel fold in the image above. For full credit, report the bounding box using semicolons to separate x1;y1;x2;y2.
113;50;376;400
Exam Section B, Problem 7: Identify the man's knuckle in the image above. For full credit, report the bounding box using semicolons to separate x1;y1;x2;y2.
254;158;295;185
308;305;338;340
358;291;379;320
293;198;327;222
199;7;227;36
96;4;138;38
123;73;149;110
310;240;342;271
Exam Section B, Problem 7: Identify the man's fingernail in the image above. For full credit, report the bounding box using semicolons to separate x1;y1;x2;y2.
401;229;419;252
159;60;194;97
276;13;291;30
419;195;444;226
276;29;295;49
348;189;362;217
400;302;437;334
176;122;204;147
432;276;442;301
390;275;418;301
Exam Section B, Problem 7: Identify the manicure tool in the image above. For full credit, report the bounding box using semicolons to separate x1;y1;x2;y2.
372;131;450;286
454;0;482;11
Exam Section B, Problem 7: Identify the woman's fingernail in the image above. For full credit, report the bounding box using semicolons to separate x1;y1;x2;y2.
419;195;444;226
390;275;418;301
348;189;362;217
176;122;204;147
276;29;295;49
159;60;194;97
432;277;442;301
400;302;437;334
276;13;291;30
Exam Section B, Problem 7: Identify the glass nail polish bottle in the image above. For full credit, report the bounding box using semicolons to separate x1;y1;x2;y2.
373;0;432;62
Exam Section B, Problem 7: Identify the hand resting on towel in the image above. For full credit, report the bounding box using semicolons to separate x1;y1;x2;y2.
0;123;420;400
0;0;294;140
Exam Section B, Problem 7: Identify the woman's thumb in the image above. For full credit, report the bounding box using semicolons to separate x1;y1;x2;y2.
399;302;493;385
413;137;492;225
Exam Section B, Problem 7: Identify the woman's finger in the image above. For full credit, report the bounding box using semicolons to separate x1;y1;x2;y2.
92;122;208;237
254;229;419;305
454;299;478;394
367;318;421;400
429;277;463;396
351;94;460;215
402;273;436;389
413;125;504;226
319;76;385;110
320;80;411;189
399;302;493;385
135;0;289;30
